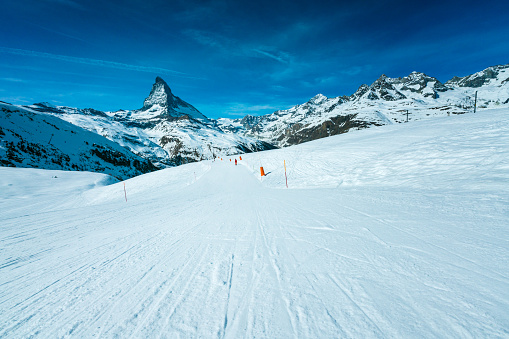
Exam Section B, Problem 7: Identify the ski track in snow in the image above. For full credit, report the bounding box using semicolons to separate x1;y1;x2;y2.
1;109;509;338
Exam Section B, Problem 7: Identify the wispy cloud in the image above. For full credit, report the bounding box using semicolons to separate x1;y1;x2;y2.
1;77;26;83
23;21;89;44
0;47;194;78
252;49;290;64
0;64;144;81
183;29;292;64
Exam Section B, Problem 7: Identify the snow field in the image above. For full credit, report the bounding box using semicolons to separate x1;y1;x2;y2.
1;108;508;337
244;108;509;192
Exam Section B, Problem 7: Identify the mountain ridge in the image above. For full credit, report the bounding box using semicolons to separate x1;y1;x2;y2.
1;63;508;178
14;78;276;172
0;102;158;180
216;63;509;147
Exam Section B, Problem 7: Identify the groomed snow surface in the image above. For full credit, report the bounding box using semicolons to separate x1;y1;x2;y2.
1;109;508;338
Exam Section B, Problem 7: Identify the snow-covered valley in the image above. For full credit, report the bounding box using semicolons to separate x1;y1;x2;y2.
1;108;508;337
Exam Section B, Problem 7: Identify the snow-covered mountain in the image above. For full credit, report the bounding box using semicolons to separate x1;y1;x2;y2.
0;102;157;180
218;64;509;147
21;78;275;169
2;64;508;178
138;76;207;121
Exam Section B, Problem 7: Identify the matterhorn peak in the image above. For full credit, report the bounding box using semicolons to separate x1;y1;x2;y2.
155;76;166;84
137;77;207;121
143;77;173;109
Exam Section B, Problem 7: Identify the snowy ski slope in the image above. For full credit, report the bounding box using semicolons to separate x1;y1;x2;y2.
1;108;508;337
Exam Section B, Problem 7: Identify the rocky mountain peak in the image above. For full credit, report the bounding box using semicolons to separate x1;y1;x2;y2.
406;71;427;81
397;72;449;98
155;76;166;84
370;74;397;90
309;94;328;105
138;77;207;121
365;74;406;101
240;115;262;129
351;84;369;99
143;77;173;109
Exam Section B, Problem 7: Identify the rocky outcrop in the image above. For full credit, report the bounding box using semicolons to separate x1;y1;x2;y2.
395;72;448;99
445;64;509;88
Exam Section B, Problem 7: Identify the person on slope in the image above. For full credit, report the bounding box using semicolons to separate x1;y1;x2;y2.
235;159;237;166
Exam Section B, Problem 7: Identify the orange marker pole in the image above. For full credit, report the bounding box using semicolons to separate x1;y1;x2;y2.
260;166;265;176
284;160;288;188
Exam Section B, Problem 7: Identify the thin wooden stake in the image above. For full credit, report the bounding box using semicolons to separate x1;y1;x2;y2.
284;160;288;188
474;91;478;113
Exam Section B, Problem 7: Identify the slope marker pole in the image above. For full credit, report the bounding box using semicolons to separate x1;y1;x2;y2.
284;160;288;188
124;182;127;202
474;91;478;113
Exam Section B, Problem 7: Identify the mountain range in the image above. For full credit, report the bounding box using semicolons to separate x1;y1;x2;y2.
1;63;508;178
217;64;509;147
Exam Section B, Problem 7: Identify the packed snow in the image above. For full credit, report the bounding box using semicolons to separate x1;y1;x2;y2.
1;108;508;337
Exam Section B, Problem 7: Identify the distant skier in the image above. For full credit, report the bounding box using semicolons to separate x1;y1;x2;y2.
235;159;237;166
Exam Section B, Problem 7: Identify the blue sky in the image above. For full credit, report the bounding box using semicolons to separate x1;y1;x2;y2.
1;0;508;119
